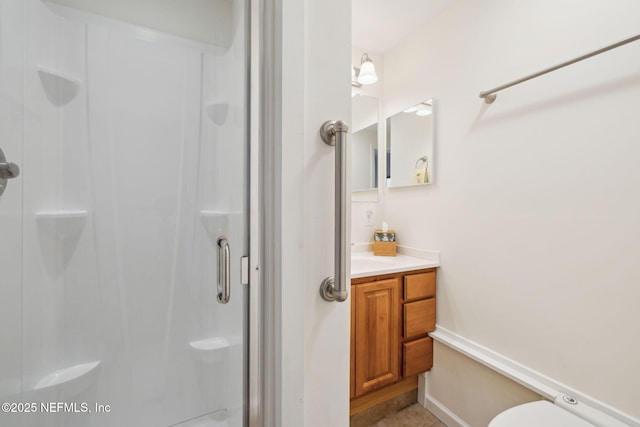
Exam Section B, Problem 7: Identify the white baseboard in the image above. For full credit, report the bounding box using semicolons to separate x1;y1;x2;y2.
418;373;470;427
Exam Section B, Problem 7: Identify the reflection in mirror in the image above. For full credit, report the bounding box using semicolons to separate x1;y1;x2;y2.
352;95;379;192
386;99;434;188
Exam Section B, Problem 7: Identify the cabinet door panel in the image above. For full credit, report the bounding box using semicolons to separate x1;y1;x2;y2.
354;278;400;397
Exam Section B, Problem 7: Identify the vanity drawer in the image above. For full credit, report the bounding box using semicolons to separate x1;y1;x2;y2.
404;271;436;301
403;298;436;339
403;337;433;377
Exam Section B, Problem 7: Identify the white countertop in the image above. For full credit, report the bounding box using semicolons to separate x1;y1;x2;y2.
351;251;439;279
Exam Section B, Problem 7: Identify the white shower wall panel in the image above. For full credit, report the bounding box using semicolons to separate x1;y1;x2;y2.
22;1;99;406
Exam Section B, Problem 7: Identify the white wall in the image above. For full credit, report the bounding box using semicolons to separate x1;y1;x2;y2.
378;0;640;422
352;94;378;132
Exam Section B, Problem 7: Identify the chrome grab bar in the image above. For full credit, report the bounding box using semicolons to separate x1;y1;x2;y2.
319;120;349;302
217;236;231;304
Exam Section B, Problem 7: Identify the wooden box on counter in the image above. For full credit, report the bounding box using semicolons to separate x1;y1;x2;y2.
373;229;397;256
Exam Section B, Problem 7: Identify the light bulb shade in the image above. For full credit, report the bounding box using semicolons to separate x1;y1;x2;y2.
357;60;378;84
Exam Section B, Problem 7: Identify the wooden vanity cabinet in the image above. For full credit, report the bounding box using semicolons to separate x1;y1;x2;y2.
350;268;436;407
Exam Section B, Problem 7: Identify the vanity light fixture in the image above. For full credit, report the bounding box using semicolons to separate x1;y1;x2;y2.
352;53;378;87
357;53;378;84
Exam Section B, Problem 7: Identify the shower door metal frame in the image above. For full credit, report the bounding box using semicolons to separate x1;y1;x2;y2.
249;0;282;424
248;0;262;425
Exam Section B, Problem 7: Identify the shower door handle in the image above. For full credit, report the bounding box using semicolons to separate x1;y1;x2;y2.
0;147;20;197
319;120;349;302
217;237;231;304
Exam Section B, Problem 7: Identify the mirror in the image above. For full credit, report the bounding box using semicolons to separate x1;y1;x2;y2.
386;99;434;188
351;95;379;192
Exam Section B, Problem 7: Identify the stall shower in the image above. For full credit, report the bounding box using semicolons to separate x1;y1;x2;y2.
0;0;248;425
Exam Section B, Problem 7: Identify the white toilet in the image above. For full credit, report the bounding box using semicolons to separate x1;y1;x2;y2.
489;394;630;427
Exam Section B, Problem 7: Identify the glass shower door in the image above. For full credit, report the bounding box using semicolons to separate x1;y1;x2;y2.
0;0;248;426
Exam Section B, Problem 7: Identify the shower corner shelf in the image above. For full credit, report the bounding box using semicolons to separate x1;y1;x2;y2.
205;101;229;126
189;337;229;363
37;66;82;106
33;361;101;398
36;210;88;239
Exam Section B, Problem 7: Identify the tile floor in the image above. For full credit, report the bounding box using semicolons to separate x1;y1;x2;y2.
372;404;446;427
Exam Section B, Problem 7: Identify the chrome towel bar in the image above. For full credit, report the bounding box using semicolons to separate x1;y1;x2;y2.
479;34;640;104
319;120;349;302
